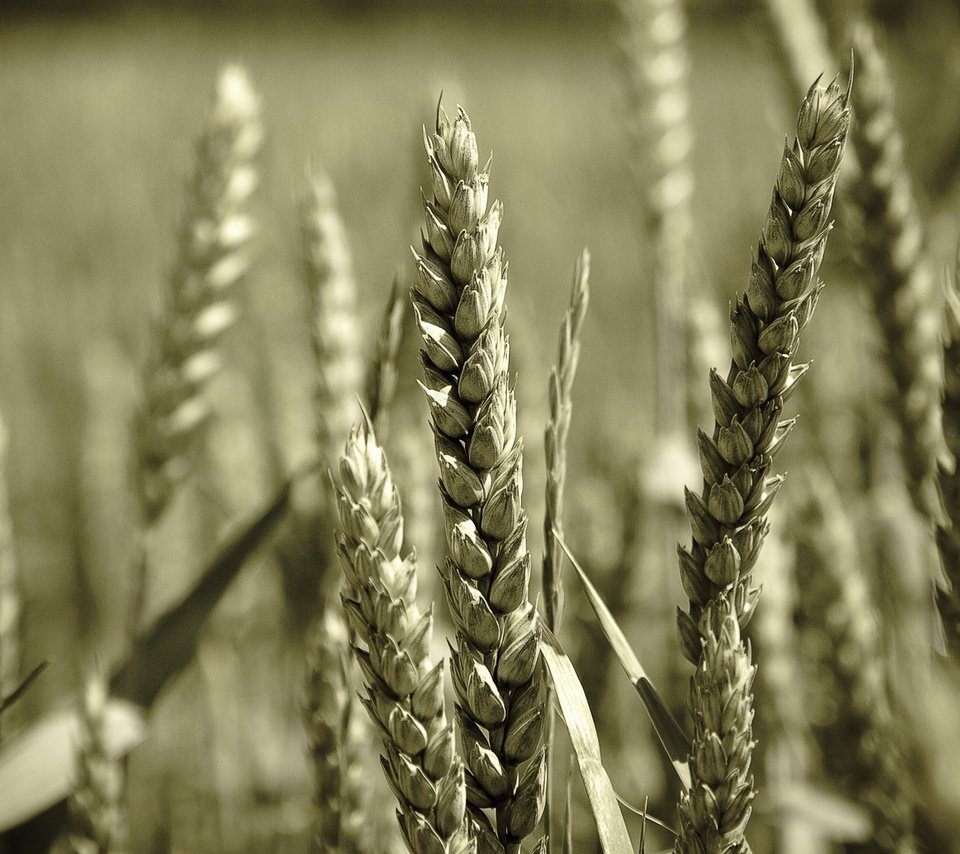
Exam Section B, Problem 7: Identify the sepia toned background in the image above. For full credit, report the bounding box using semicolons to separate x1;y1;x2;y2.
2;0;960;851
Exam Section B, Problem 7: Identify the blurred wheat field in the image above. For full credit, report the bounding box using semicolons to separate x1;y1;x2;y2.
3;2;960;852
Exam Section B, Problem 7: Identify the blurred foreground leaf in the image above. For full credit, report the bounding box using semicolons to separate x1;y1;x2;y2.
0;469;298;835
540;624;634;854
0;699;145;832
557;533;692;789
111;470;296;706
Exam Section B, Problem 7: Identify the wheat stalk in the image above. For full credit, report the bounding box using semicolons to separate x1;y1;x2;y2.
413;103;546;852
134;64;262;527
847;20;948;527
675;74;851;852
791;472;917;854
54;675;129;854
936;250;960;656
334;421;473;854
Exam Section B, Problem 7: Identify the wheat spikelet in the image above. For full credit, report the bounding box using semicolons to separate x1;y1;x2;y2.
791;472;917;854
675;75;851;852
619;0;695;436
413;103;546;851
303;602;368;853
302;170;365;468
54;675;129;854
848;21;948;527
936;251;960;655
334;421;473;854
134;64;262;527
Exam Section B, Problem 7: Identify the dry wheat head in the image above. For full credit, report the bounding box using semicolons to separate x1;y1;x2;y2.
675;74;851;853
413;104;546;852
334;422;474;854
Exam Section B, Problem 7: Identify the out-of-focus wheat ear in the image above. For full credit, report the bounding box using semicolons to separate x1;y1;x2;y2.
618;0;695;435
303;602;368;853
334;422;474;854
675;73;851;853
0;417;20;737
541;248;589;842
414;103;546;851
935;249;960;656
791;471;918;854
848;21;949;527
53;675;129;854
366;276;408;438
134;63;262;528
750;507;820;853
302;169;365;471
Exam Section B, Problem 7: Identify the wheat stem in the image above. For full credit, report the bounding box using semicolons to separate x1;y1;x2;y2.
334;422;472;854
367;277;408;439
413;103;546;851
675;74;851;852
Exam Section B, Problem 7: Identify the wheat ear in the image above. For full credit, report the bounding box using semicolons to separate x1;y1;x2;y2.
935;250;960;656
413;104;546;851
334;421;473;854
848;21;948;527
541;249;589;842
675;75;851;852
543;249;590;633
55;675;129;854
619;0;695;435
791;472;917;854
302;169;365;470
134;64;261;526
303;602;367;853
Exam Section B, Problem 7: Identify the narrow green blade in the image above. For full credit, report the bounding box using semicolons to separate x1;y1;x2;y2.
540;624;634;854
557;533;692;789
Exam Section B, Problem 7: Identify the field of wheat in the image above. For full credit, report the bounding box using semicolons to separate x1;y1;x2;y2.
2;1;960;852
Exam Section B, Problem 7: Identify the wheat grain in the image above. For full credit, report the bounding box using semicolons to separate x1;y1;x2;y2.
334;421;473;854
413;103;546;852
675;74;851;853
848;21;948;527
134;64;262;527
791;472;917;854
